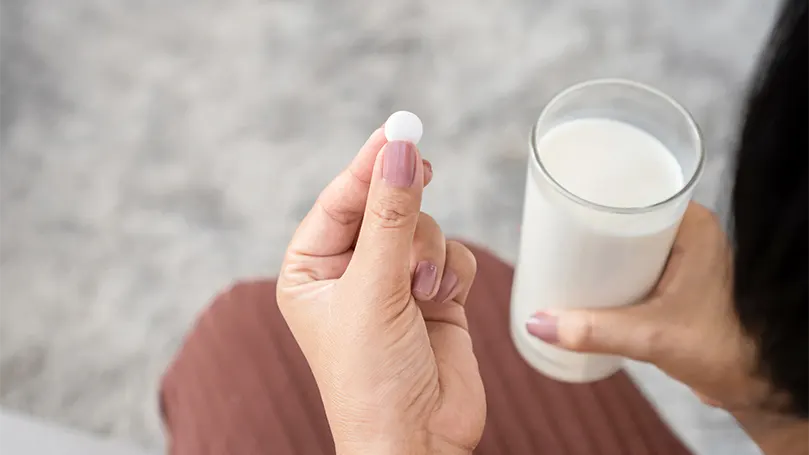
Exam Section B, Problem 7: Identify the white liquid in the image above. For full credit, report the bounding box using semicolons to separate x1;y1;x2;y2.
511;118;688;382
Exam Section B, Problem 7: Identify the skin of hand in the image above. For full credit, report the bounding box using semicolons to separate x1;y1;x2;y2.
527;203;807;454
277;127;486;455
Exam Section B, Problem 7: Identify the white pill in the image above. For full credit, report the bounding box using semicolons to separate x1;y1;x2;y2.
384;111;423;145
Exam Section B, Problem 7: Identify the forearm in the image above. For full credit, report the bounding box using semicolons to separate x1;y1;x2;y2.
734;410;809;455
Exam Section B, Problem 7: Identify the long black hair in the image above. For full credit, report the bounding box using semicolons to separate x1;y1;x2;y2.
731;0;808;417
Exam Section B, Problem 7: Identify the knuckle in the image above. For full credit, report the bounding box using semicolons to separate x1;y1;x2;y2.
419;212;438;226
447;241;476;266
460;245;477;275
413;212;445;249
417;212;439;230
317;200;361;226
633;324;668;361
565;314;596;351
369;194;416;229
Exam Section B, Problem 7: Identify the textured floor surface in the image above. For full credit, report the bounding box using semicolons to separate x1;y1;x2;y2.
1;0;779;453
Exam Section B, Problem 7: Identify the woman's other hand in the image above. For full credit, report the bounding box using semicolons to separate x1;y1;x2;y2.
528;204;772;409
528;203;805;452
277;127;485;455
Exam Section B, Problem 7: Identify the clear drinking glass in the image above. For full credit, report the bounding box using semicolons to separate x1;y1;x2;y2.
510;79;704;383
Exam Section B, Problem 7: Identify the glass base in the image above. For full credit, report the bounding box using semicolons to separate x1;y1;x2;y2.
511;322;623;383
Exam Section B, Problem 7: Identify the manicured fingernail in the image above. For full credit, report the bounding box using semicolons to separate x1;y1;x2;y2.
424;160;433;185
423;160;433;183
434;269;459;303
382;141;416;187
412;261;438;297
526;312;559;343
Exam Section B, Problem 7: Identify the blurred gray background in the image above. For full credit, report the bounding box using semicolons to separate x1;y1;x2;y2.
0;0;779;452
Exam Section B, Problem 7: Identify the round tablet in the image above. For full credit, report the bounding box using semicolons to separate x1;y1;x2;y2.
384;111;423;145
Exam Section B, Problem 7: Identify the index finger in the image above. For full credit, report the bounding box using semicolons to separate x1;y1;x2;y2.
288;124;434;259
287;127;387;258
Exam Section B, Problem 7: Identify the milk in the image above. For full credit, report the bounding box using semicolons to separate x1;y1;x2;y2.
538;119;684;208
511;117;687;383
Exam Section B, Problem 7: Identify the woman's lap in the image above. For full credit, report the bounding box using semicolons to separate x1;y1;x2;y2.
161;243;691;455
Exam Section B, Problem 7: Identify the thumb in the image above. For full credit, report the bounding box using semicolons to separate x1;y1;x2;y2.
349;140;424;285
526;305;666;363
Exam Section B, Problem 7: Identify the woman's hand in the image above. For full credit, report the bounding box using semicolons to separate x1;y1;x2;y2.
527;204;772;409
527;203;806;453
277;128;485;455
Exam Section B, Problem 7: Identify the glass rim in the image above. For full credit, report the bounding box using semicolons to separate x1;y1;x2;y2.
530;78;705;214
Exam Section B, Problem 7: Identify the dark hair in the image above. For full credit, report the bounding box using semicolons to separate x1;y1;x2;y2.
731;0;808;417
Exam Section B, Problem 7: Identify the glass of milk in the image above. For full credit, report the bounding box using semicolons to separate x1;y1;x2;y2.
511;79;704;383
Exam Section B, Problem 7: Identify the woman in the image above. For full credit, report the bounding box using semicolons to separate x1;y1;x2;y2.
160;0;806;453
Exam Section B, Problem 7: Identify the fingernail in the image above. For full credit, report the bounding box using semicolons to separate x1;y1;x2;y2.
434;269;458;303
423;159;433;176
526;312;559;344
412;261;438;297
382;141;416;187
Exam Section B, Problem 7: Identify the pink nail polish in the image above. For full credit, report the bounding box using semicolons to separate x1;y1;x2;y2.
382;141;416;187
526;312;559;344
434;270;459;303
412;261;438;297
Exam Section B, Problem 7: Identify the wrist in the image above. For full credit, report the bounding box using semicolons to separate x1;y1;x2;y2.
335;441;423;455
334;431;471;455
333;424;428;455
733;410;808;455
